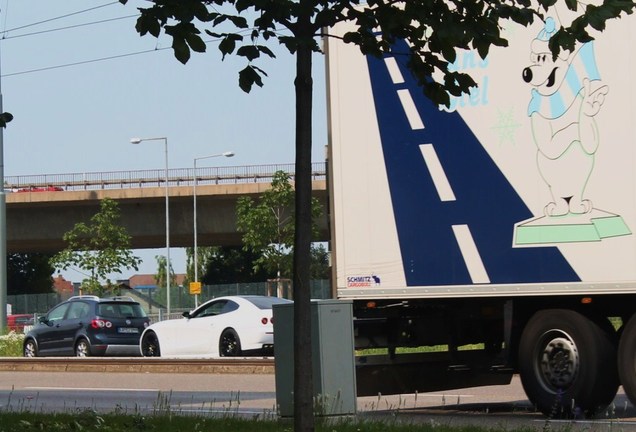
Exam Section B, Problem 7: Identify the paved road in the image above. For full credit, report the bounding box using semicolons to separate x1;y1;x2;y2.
1;371;635;430
0;371;277;417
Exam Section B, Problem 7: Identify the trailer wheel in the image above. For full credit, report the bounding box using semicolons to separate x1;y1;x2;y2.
618;315;636;407
518;309;618;418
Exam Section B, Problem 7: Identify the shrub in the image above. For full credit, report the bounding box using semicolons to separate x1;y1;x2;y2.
0;331;24;357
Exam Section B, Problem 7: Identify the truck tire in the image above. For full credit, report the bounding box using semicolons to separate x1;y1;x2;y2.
518;309;618;418
618;315;636;406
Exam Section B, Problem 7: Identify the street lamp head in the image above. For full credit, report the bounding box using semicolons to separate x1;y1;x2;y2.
223;151;235;157
130;137;167;145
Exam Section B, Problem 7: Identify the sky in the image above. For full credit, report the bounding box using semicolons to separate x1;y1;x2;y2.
0;0;328;283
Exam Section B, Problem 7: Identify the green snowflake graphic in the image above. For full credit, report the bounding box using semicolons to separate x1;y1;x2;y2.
491;107;522;146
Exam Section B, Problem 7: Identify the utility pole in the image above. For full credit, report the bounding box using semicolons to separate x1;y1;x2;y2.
0;8;7;332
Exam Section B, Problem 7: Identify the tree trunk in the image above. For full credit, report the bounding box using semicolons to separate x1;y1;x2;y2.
293;16;315;432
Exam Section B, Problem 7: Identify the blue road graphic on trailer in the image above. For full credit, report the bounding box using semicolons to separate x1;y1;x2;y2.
365;42;579;286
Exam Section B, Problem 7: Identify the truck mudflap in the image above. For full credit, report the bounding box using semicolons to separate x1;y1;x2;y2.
355;351;512;396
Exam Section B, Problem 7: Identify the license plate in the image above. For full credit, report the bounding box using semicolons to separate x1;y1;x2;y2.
118;327;139;334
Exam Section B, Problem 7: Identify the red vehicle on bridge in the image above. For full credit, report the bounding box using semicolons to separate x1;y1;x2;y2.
16;186;63;193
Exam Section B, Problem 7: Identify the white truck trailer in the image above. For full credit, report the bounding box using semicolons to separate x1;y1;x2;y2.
325;9;636;417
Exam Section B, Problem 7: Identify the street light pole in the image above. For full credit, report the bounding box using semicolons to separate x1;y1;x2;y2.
193;151;234;307
130;137;171;317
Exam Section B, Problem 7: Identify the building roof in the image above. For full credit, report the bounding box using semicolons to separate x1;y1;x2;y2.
127;274;186;289
52;275;73;294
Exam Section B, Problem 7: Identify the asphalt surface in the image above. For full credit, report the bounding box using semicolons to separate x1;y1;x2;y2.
1;369;636;430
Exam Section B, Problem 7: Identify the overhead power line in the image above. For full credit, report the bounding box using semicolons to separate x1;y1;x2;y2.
1;45;173;78
0;2;287;79
1;1;120;34
0;26;265;79
1;14;139;40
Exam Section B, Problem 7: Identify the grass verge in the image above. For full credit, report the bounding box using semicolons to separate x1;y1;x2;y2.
0;410;539;432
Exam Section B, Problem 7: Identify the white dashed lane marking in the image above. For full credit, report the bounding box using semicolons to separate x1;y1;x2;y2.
452;225;491;284
419;144;456;202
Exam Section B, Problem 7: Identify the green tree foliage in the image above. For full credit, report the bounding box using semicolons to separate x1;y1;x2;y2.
310;243;329;280
117;0;632;103
202;246;274;284
186;244;328;285
154;254;176;307
118;0;633;429
184;246;211;287
50;199;141;297
7;253;55;295
189;245;328;285
236;171;322;279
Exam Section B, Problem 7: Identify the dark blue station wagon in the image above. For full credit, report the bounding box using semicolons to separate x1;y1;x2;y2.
23;295;150;357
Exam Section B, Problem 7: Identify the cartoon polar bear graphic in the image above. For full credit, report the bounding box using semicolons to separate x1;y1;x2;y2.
523;17;609;217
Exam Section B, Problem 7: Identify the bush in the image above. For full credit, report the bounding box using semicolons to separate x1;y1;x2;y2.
0;331;24;357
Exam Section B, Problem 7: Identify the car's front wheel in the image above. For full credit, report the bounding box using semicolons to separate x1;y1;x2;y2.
23;338;38;357
75;339;91;357
219;329;242;357
141;332;161;357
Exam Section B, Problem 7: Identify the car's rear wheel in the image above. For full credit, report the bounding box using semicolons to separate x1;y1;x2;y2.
23;339;38;357
75;339;91;357
141;332;161;357
219;329;242;357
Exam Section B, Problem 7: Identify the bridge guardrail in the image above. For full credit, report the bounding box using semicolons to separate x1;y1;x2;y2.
5;162;326;192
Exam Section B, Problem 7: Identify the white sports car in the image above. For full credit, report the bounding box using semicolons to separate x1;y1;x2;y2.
139;295;292;357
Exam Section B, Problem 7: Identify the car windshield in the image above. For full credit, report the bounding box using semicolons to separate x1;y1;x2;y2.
98;302;147;318
244;296;292;309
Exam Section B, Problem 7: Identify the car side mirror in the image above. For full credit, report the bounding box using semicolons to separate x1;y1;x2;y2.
38;316;49;325
182;311;191;319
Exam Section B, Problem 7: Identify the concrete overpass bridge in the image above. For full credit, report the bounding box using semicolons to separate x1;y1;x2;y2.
5;163;328;253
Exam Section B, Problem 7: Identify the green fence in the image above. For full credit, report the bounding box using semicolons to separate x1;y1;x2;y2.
6;280;332;317
163;279;332;310
7;293;63;315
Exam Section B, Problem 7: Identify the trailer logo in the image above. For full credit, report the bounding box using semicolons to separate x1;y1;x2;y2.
347;275;381;288
514;12;631;246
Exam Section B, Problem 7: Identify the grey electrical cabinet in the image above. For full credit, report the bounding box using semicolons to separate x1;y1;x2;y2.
273;299;356;418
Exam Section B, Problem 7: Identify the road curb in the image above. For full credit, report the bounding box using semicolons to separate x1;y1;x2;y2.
0;358;275;374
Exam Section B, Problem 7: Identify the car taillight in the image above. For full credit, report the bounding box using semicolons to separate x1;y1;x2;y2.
262;317;273;325
91;319;112;329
